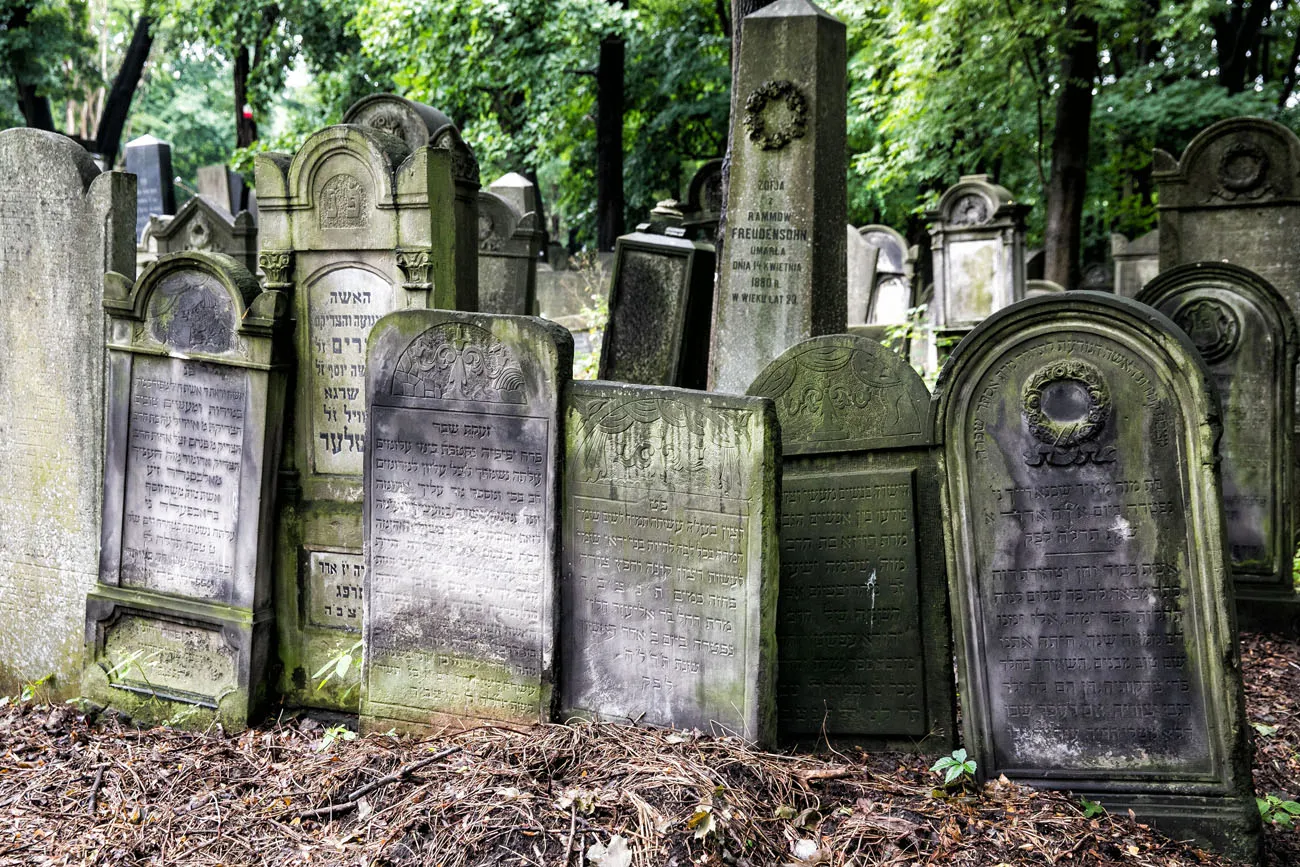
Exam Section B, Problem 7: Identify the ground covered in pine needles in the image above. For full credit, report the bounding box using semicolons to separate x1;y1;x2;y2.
0;631;1295;866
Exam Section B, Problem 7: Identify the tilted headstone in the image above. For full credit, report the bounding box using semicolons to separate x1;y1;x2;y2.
933;292;1258;860
83;252;289;729
561;380;778;743
927;173;1028;335
255;122;479;710
708;0;846;393
361;310;571;733
1080;262;1113;292
749;336;954;747
682;158;723;238
140;195;257;274
859;224;915;326
599;201;716;389
1112;229;1160;298
125;134;176;241
846;225;879;325
478;173;542;315
1138;263;1299;632
0;129;135;698
1025;278;1066;297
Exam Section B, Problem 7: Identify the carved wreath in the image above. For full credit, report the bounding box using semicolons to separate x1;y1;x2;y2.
743;80;808;151
1173;298;1241;364
1021;360;1110;447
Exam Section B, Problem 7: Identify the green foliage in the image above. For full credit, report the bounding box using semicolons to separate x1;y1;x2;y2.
316;723;358;752
929;748;977;788
1258;794;1300;828
0;0;98;127
1079;796;1106;819
312;639;362;702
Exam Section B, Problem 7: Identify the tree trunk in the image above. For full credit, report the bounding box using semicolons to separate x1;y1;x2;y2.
4;1;54;131
234;45;257;148
95;14;154;167
595;34;624;251
1044;7;1098;290
1214;0;1271;94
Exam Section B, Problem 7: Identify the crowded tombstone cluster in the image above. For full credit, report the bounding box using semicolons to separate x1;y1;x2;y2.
2;1;1300;862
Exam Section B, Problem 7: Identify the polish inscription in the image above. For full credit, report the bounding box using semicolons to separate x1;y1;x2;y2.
726;181;811;310
307;550;365;630
121;355;247;600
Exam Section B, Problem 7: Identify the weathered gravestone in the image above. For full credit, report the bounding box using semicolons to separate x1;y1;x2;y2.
846;225;879;326
599;201;716;388
0;129;135;698
361;310;571;733
256;122;479;710
197;165;247;216
140;194;257;273
859;224;915;327
927;174;1028;336
560;381;778;743
125;134;175;241
83;252;289;729
708;0;846;393
749;336;954;747
933;292;1259;861
683;158;723;238
1138;263;1299;632
478;173;542;315
1080;262;1114;292
1112;229;1160;298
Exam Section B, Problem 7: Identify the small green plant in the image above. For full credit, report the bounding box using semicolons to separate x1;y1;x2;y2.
1079;797;1106;819
930;748;977;788
316;723;358;752
1259;794;1300;828
1253;722;1280;737
312;639;362;701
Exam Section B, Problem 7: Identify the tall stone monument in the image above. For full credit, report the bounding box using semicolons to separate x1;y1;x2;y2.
1138;263;1299;633
1112;229;1160;298
83;252;289;729
256;121;478;710
708;0;846;394
478;173;542;315
125;134;176;241
749;336;954;747
933;292;1258;861
927;174;1028;337
599;201;717;388
0;129;135;698
561;381;779;744
139;194;257;273
361;310;571;733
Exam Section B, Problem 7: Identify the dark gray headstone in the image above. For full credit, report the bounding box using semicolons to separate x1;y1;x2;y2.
255;123;479;711
83;252;289;729
933;292;1258;862
0;129;135;699
708;0;847;393
599;202;716;389
1080;262;1113;292
361;310;571;733
1138;263;1299;630
478;173;542;315
561;380;778;743
683;158;723;237
125;134;176;241
749;336;954;747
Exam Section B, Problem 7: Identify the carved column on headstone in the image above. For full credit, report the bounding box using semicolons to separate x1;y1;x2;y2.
258;249;294;291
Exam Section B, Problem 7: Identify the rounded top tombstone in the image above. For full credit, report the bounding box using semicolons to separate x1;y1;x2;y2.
1154;115;1300;206
343;94;458;150
932;173;1024;228
858;224;908;273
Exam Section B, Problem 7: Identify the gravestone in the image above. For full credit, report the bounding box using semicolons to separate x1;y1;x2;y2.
1112;229;1160;298
708;0;846;393
933;292;1258;861
1138;263;1299;633
0;129;135;699
927;173;1028;336
561;380;778;743
197;165;246;216
361;310;571;733
140;195;257;273
125;134;176;241
256;122;479;710
683;158;724;238
478;173;542;315
1025;279;1066;297
749;335;954;747
860;224;915;326
846;225;879;325
83;252;289;729
1080;262;1113;292
599;201;717;388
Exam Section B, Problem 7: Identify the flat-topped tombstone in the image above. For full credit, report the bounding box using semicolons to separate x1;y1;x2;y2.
0;129;134;698
927;173;1028;334
708;0;846;393
749;336;954;746
478;173;542;315
255;120;478;710
859;224;914;325
1138;263;1298;625
197;165;245;216
1112;229;1160;298
599;201;716;389
84;252;289;729
933;292;1258;861
362;311;571;733
561;381;778;743
846;225;879;324
140;194;257;273
125;134;175;241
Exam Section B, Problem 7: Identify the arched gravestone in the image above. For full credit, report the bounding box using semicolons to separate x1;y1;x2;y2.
1138;263;1299;632
477;180;541;315
361;310;571;733
933;293;1258;862
0;129;135;699
749;336;954;747
845;226;879;326
859;224;915;327
255;122;478;711
83;252;289;729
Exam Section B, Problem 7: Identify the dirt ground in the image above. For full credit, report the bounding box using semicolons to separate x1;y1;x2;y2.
0;630;1296;866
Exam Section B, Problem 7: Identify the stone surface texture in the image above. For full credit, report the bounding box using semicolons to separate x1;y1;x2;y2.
846;225;879;325
1112;229;1160;298
932;292;1259;862
125;134;176;241
858;224;915;327
140;194;257;274
477;173;542;315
